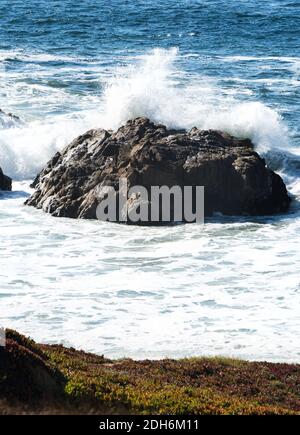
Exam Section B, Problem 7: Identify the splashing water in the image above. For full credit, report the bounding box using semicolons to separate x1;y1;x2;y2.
0;48;290;180
101;48;288;151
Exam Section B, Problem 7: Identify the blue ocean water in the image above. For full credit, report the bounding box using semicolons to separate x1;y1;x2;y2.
0;1;300;360
0;0;299;129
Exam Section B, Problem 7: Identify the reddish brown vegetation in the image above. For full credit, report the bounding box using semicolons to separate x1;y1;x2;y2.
0;330;299;415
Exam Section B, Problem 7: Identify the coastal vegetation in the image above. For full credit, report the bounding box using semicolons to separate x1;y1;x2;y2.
1;330;299;415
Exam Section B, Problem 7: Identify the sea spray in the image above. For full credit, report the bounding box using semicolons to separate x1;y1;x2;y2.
101;48;288;151
0;48;290;180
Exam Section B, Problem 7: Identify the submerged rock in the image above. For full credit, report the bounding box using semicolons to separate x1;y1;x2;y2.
0;167;12;191
0;109;21;129
26;117;290;223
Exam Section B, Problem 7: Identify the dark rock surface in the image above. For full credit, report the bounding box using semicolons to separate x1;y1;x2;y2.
25;117;290;223
0;167;12;191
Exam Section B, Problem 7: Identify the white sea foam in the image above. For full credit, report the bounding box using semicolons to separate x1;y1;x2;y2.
0;49;78;63
221;55;300;63
0;180;300;361
0;113;100;179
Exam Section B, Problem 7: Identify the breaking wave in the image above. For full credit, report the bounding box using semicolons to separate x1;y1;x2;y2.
0;48;293;182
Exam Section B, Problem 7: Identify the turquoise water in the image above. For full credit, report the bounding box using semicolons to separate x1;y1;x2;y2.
0;1;299;360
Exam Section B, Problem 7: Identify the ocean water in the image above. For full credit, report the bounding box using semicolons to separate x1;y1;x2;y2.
0;0;300;361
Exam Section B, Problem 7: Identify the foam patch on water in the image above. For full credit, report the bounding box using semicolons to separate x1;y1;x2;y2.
0;181;300;361
0;49;78;63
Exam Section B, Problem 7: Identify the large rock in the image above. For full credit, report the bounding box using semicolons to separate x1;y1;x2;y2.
25;117;290;224
0;167;12;191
